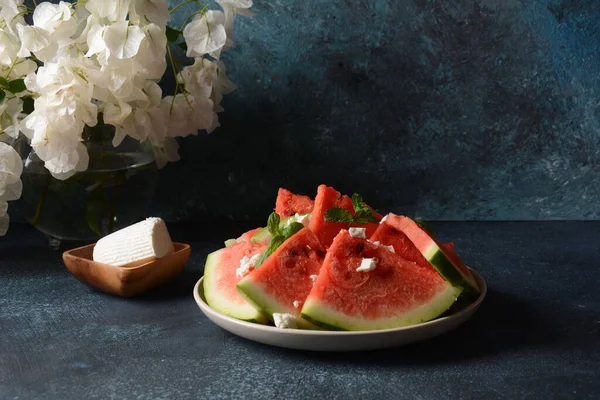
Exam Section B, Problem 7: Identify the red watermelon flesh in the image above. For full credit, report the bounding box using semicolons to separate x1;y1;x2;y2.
383;214;479;296
275;188;314;218
352;208;382;239
237;228;325;324
370;221;436;272
308;185;355;247
238;228;264;243
301;230;461;331
203;237;269;323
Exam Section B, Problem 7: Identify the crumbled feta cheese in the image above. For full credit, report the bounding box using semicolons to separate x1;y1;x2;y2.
273;313;297;329
382;244;395;253
310;274;318;283
369;240;395;253
284;213;311;228
236;253;260;278
349;227;366;238
356;258;377;272
293;300;301;308
380;214;389;224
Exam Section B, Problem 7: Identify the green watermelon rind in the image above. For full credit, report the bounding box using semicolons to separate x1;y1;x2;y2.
422;243;480;298
203;250;268;324
236;278;319;330
300;285;463;331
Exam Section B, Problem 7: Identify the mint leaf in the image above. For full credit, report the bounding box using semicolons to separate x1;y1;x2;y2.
166;26;181;42
281;222;304;239
267;212;281;235
353;209;379;224
8;79;26;93
0;89;5;104
254;234;285;268
351;193;366;211
324;207;354;223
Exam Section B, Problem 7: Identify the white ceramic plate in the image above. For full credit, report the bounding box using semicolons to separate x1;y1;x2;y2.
193;268;487;352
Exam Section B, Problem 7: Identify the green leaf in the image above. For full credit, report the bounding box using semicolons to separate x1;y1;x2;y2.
351;193;366;211
281;222;304;239
0;77;8;89
166;26;181;42
8;78;26;93
353;209;379;224
22;97;34;114
177;42;188;52
324;207;353;223
0;89;5;104
254;235;285;268
267;212;281;236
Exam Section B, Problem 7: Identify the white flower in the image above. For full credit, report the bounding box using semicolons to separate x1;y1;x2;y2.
183;10;227;59
137;23;167;80
16;24;58;62
129;0;170;27
85;0;130;22
0;141;22;235
163;94;215;137
103;21;146;59
216;0;253;49
177;58;215;99
0;96;24;138
6;59;37;79
33;1;78;41
152;137;179;169
24;63;97;126
0;0;26;35
0;141;23;200
0;30;20;66
178;58;236;114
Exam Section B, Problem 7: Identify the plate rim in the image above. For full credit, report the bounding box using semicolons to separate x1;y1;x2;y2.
193;267;487;336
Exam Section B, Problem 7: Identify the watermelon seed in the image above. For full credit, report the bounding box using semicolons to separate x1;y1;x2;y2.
356;243;364;253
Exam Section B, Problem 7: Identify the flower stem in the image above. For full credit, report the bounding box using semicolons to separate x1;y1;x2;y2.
179;4;209;31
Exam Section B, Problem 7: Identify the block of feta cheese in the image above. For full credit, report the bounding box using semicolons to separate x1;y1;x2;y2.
93;218;175;267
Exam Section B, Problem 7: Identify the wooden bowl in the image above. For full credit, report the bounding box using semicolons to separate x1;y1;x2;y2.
62;242;191;297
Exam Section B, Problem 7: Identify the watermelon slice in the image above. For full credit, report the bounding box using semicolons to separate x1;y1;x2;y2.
204;230;269;323
377;214;479;296
224;227;264;247
308;185;354;247
237;228;325;328
275;188;314;218
301;230;462;330
308;185;382;247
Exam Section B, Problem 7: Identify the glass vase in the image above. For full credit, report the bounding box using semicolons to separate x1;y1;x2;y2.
12;124;158;249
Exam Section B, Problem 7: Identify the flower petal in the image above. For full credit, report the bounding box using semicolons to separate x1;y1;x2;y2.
103;21;146;59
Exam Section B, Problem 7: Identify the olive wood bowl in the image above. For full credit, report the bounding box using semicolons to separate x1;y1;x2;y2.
62;242;191;297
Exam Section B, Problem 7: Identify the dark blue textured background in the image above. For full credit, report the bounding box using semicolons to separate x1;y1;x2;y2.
153;0;600;221
18;0;600;222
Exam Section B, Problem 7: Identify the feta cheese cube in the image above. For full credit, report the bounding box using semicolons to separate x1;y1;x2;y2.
356;257;377;272
273;313;297;329
349;227;366;238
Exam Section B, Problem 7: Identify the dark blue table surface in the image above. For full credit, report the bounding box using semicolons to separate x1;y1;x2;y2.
1;221;599;399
